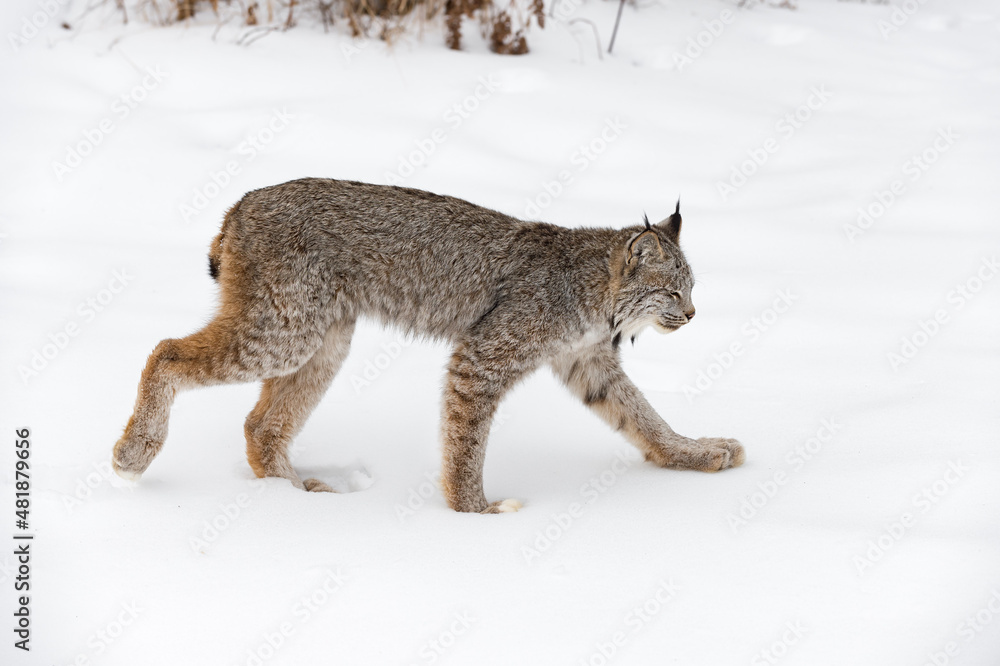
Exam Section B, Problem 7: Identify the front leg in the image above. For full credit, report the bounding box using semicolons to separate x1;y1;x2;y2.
440;337;533;514
552;345;745;472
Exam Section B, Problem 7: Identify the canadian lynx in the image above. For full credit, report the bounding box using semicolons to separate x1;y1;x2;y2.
112;179;744;513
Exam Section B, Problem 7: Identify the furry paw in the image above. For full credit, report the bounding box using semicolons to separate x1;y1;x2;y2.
694;437;746;471
647;437;745;472
480;498;523;514
111;435;159;482
111;460;142;483
303;478;336;493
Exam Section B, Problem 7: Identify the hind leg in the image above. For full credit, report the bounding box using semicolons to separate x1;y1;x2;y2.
112;314;327;481
244;320;355;492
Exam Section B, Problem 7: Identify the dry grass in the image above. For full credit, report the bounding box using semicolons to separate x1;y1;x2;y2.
109;0;546;53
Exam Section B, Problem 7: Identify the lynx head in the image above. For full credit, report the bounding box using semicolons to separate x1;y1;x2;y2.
611;201;695;344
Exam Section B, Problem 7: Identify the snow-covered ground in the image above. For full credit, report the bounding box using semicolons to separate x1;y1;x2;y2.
2;0;999;663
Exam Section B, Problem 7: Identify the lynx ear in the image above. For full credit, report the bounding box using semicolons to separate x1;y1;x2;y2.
625;223;664;268
659;199;681;244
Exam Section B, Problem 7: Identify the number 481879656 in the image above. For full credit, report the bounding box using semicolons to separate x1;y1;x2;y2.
15;428;30;530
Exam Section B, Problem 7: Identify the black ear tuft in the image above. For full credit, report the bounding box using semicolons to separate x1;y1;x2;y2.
661;197;682;244
643;213;651;231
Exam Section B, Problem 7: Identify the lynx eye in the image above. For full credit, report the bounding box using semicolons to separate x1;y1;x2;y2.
668;291;681;300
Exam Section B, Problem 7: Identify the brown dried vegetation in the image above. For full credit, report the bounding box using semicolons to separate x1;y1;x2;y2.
444;0;544;54
118;0;545;52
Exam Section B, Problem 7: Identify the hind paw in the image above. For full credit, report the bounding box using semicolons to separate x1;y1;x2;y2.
304;478;336;493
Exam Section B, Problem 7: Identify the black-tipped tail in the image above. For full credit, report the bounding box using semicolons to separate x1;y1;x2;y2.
208;201;238;281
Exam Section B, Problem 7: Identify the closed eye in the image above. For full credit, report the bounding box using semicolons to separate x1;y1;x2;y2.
643;288;683;301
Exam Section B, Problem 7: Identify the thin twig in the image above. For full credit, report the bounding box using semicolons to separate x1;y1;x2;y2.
212;15;235;41
237;24;279;46
607;0;626;54
104;34;125;52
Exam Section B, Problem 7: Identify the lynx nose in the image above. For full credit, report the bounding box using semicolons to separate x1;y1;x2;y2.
684;308;696;321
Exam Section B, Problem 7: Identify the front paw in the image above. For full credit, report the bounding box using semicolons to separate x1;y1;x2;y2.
646;437;745;472
480;499;523;514
445;491;523;514
695;437;745;471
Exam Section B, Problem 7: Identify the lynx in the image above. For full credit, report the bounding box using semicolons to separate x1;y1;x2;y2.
112;179;744;513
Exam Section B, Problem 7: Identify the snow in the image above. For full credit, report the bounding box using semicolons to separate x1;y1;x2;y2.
2;0;999;664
